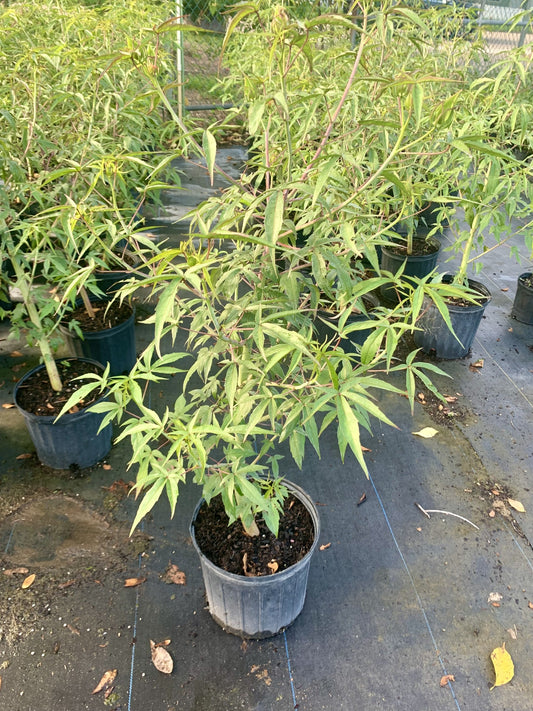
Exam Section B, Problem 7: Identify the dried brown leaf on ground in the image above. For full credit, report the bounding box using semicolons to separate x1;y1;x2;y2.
528;601;533;610
490;643;514;690
3;567;29;576
412;427;438;439
16;453;33;460
124;577;146;587
507;499;526;513
10;350;23;357
21;573;35;589
319;543;331;551
150;640;173;674
160;563;186;585
488;592;503;604
92;669;117;694
2;403;14;409
440;674;455;687
357;492;367;506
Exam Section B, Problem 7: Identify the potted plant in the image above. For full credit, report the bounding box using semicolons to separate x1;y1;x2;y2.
0;0;191;466
413;137;533;358
511;272;533;325
1;226;113;470
58;2;475;637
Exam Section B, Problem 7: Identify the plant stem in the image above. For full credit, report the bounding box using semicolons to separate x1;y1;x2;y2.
7;239;63;391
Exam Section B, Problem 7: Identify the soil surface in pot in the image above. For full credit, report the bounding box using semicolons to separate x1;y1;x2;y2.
15;359;104;416
194;494;315;577
66;300;132;332
519;273;533;288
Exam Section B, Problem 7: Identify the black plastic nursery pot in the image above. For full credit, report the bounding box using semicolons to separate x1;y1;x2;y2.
511;272;533;325
60;300;136;377
95;269;132;297
315;294;379;354
14;358;112;470
379;235;441;303
414;277;492;359
190;481;320;639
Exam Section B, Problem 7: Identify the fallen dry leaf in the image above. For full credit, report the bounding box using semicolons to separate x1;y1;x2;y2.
507;627;517;640
21;573;36;589
491;602;501;608
10;350;23;357
490;643;514;690
471;359;484;368
361;446;372;452
488;592;503;604
507;498;526;513
444;395;457;403
2;403;14;409
319;543;331;551
357;492;367;506
528;601;533;610
440;674;455;687
124;577;146;588
3;567;29;576
412;427;439;439
92;669;117;694
267;560;279;574
67;624;80;636
501;287;509;292
102;463;112;470
16;453;33;460
150;640;173;674
160;564;186;586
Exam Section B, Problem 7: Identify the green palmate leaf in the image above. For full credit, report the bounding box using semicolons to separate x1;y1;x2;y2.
248;100;266;135
202;129;217;186
337;395;369;475
412;82;424;130
225;363;238;414
154;281;180;354
130;478;167;534
264;190;285;246
312;156;338;207
289;428;306;468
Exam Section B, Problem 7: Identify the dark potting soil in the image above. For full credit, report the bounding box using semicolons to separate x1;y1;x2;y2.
519;273;533;289
67;300;132;332
16;359;104;417
193;494;315;577
386;238;440;257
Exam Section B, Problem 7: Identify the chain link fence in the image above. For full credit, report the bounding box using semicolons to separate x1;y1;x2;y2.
175;0;533;115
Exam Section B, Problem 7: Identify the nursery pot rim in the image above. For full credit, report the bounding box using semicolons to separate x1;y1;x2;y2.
381;233;441;258
61;297;135;336
440;274;492;310
190;479;321;586
14;356;108;423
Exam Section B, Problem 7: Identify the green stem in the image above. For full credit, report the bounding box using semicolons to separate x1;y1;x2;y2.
7;240;63;391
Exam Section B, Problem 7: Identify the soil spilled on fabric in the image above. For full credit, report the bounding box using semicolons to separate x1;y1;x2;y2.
193;494;315;577
0;494;144;646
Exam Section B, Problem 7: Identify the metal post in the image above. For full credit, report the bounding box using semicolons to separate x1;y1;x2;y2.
518;0;532;47
176;0;185;119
